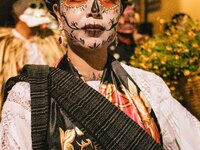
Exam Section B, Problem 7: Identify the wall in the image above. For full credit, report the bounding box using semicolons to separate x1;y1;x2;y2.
180;0;200;21
147;0;200;34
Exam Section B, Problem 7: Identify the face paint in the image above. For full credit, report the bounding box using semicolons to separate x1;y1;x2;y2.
18;0;51;27
59;0;121;49
117;5;137;34
65;0;119;9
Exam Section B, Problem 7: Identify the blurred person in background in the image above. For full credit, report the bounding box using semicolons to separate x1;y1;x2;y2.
108;2;142;65
0;0;65;111
164;13;192;32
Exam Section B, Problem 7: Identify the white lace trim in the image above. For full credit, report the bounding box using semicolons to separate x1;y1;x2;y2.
1;110;12;149
7;82;31;111
0;82;31;149
1;110;20;150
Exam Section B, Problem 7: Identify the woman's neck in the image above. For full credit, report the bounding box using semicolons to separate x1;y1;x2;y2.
67;42;108;80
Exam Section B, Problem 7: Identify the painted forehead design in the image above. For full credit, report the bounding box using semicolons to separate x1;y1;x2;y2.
62;0;120;9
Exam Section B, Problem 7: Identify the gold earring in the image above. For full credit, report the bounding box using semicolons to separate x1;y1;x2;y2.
58;36;64;45
59;24;63;31
115;34;118;47
58;24;64;45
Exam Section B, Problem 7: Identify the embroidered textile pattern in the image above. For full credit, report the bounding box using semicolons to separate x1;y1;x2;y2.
7;88;31;112
98;55;160;143
59;127;97;150
1;110;20;149
99;78;160;143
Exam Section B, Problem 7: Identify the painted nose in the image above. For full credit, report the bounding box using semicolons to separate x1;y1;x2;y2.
91;0;99;13
87;0;102;19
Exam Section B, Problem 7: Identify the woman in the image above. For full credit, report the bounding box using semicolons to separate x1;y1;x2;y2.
0;0;200;149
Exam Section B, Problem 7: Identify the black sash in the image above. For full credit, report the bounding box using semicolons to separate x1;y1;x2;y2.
50;67;162;149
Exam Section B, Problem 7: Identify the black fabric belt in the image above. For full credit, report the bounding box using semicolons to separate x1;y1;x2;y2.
50;67;163;150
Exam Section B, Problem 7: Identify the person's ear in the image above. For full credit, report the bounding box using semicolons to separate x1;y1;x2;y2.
53;4;62;22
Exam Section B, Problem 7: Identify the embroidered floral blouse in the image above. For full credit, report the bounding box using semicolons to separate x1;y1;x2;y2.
0;64;200;150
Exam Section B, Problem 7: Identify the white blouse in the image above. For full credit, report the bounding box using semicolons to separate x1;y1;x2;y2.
0;64;200;150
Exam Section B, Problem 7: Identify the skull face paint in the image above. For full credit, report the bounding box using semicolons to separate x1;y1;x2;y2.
64;0;119;8
13;0;51;27
59;0;121;49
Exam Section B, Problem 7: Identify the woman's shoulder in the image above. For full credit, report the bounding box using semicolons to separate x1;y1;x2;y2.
121;63;171;103
5;81;31;111
121;63;164;83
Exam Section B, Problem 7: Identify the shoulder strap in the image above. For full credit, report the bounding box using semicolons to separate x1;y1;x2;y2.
3;64;51;150
21;65;51;150
50;68;163;150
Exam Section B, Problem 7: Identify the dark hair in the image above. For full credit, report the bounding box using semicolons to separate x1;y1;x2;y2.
44;0;59;19
44;0;128;19
121;0;129;11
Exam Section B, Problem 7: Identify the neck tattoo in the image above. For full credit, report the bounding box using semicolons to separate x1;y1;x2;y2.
67;56;103;81
80;72;103;81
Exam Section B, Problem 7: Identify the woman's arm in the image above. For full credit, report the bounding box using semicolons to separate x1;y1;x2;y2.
157;75;200;150
0;82;32;150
